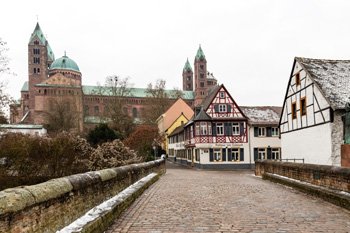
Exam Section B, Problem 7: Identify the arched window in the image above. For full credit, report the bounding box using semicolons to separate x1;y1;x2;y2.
132;108;138;118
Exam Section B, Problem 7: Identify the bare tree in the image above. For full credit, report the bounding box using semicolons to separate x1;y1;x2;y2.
143;79;183;124
0;38;13;122
94;75;135;139
44;97;80;134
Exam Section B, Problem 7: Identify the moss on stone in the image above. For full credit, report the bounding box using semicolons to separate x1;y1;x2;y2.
96;169;117;182
23;178;73;204
0;188;35;214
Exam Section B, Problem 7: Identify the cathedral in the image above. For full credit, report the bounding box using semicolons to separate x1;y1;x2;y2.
10;23;217;132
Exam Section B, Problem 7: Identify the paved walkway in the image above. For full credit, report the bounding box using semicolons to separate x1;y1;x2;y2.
107;162;350;233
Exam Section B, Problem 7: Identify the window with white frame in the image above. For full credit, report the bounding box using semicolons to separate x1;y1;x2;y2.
219;92;225;98
232;148;239;161
218;104;227;112
271;127;279;137
200;122;208;135
214;148;221;161
216;123;224;135
271;148;280;160
195;124;200;136
258;148;266;160
258;127;266;137
232;123;240;135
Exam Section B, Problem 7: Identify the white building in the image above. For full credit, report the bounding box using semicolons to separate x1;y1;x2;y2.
0;124;47;136
280;57;350;166
241;106;282;161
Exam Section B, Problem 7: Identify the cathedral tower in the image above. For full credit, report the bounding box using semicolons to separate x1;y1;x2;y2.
27;23;55;114
194;45;207;106
182;58;193;91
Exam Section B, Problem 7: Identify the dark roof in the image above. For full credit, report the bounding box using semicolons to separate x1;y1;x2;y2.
193;108;211;121
296;57;350;110
241;106;282;125
168;124;185;137
200;85;221;109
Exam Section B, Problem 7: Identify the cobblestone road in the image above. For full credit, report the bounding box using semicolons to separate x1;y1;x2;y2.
107;162;350;233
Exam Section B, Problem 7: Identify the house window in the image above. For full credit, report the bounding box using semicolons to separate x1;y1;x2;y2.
258;148;266;160
232;148;239;161
219;104;226;112
300;97;306;116
295;73;301;85
258;127;266;137
195;123;200;136
219;92;225;99
33;57;40;64
232;123;240;135
216;123;224;135
214;149;221;161
200;82;204;87
271;127;279;136
271;148;280;160
200;122;208;135
291;102;297;119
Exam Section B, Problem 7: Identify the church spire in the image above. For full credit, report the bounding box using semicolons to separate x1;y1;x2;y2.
183;58;192;72
195;45;206;61
29;22;46;45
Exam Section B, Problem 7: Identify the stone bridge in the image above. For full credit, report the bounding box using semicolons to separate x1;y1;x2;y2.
1;160;350;232
106;162;350;233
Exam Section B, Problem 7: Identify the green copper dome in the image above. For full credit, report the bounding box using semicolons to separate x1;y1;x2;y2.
50;54;80;72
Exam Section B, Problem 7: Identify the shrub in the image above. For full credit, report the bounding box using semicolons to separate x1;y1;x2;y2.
87;123;119;146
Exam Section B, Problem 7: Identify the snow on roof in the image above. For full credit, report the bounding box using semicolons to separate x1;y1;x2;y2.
241;106;282;125
296;57;350;110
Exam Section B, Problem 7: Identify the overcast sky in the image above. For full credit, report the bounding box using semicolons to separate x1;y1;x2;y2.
1;0;350;106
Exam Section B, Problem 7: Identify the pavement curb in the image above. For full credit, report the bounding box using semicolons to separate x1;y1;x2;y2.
263;172;350;210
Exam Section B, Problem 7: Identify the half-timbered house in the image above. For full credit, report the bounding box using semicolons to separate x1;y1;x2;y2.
280;57;350;166
181;84;250;169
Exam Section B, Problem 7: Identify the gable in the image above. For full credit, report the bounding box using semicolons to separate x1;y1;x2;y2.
280;59;332;134
205;85;246;119
166;114;188;136
163;98;194;131
42;73;79;86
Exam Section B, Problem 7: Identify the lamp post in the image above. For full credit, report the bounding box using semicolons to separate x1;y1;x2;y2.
152;139;157;161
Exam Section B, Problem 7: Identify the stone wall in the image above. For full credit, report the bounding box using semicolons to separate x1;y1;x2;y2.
331;110;344;165
255;160;350;192
0;159;165;233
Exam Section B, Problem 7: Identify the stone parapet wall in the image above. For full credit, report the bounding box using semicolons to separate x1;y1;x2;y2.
255;160;350;192
0;159;165;233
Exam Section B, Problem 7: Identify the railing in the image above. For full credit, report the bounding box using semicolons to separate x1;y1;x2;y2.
280;158;304;163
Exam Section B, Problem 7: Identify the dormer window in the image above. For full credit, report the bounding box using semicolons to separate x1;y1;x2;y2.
219;92;225;98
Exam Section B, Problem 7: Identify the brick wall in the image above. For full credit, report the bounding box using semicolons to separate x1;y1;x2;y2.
255;160;350;192
0;160;165;233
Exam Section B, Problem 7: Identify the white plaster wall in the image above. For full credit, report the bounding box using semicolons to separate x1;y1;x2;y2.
281;123;333;165
249;128;281;148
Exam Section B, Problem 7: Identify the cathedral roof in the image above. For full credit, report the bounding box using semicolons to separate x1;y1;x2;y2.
183;58;192;72
82;86;195;100
50;54;80;72
195;45;206;60
29;23;55;62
